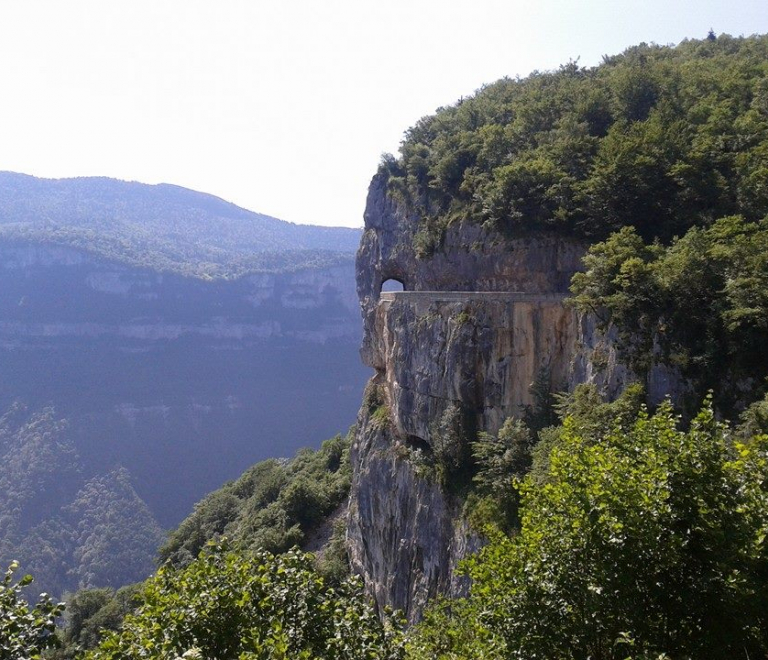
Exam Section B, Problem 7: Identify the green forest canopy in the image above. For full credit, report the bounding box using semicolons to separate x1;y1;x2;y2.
382;34;768;245
159;432;352;571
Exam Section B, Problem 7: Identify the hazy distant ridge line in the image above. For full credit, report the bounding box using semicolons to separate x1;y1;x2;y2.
0;171;361;278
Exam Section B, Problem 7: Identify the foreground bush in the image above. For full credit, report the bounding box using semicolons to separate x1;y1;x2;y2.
409;402;768;659
0;561;64;659
87;543;403;660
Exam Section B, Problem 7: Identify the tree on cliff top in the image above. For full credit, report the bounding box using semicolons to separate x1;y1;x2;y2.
383;34;768;247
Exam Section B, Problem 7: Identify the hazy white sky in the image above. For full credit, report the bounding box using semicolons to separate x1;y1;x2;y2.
0;1;766;227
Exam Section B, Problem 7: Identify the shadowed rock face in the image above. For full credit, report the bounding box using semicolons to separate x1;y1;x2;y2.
347;174;592;622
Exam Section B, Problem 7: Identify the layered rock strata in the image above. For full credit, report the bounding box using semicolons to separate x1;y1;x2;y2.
347;174;589;621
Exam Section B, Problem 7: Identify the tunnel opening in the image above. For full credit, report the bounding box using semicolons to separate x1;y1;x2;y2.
381;278;405;293
377;276;406;302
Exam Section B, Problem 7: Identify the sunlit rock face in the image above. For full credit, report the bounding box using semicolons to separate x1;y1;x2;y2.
356;173;585;369
346;172;684;622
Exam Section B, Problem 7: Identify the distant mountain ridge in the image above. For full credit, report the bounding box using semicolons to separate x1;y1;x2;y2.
0;172;361;278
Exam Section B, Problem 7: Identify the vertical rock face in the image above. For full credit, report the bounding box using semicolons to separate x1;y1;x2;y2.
348;294;579;621
347;174;590;621
357;174;587;369
347;173;689;621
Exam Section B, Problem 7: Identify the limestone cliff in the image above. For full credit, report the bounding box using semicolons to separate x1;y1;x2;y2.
347;174;587;621
346;173;685;621
0;242;359;345
0;241;369;527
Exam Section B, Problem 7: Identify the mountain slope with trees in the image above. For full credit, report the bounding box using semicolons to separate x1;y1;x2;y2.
0;172;360;278
0;404;164;600
0;173;369;529
159;431;352;578
381;33;768;249
0;175;368;601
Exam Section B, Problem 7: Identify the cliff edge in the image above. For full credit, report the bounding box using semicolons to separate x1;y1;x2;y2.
348;174;588;621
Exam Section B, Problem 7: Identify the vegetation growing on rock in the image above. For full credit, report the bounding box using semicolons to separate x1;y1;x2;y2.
409;399;768;659
570;215;768;412
159;432;353;571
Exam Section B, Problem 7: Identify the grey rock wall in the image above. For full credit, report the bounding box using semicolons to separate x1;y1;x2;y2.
347;172;687;622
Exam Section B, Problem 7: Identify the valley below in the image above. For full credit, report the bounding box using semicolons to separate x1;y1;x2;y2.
0;177;368;597
0;242;368;527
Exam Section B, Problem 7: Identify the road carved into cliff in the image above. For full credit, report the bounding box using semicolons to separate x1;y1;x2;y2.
379;291;567;304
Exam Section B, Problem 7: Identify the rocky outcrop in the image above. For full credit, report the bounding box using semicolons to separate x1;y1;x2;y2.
370;292;576;436
348;174;589;621
347;173;685;622
357;174;586;368
348;393;482;620
348;292;581;621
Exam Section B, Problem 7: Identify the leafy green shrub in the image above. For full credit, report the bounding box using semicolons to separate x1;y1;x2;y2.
316;518;352;586
159;433;353;568
363;382;386;414
87;543;404;660
370;405;392;431
51;584;142;659
0;561;64;659
280;477;328;529
412;227;440;259
410;401;768;659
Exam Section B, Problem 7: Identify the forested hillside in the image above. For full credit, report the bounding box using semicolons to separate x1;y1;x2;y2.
380;33;768;411
44;388;768;659
0;404;163;598
159;432;352;575
0;172;360;277
379;33;768;658
381;34;767;248
48;433;356;658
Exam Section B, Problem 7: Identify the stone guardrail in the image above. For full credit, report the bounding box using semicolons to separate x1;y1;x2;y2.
379;291;566;304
